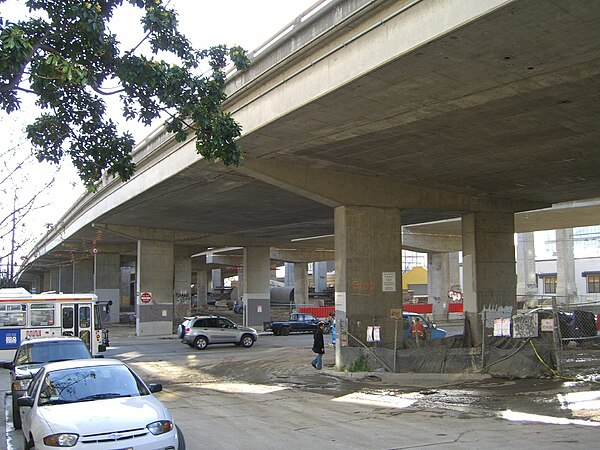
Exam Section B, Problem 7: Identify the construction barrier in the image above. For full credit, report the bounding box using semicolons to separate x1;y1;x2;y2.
299;303;464;318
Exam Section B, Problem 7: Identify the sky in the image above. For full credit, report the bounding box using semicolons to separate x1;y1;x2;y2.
0;0;322;272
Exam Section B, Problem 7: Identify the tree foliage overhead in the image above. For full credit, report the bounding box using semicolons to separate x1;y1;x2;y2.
0;0;250;189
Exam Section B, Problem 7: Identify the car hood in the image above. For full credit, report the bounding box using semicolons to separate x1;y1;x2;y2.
38;396;171;434
14;364;43;379
431;327;447;338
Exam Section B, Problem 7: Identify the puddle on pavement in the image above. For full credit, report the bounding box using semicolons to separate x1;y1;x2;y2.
501;409;600;427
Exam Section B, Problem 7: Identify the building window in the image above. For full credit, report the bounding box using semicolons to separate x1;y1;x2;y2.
587;275;600;293
544;276;557;294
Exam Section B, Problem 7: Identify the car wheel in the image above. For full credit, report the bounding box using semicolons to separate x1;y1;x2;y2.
280;327;290;336
194;336;208;350
12;394;22;429
176;425;186;450
241;334;254;348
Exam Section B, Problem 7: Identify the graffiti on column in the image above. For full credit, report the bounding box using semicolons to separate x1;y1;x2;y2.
175;290;191;304
351;280;375;292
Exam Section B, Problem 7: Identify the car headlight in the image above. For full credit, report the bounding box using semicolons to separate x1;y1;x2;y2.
147;420;174;435
13;378;31;391
43;433;79;447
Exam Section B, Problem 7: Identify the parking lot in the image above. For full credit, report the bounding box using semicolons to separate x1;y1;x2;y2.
3;324;600;449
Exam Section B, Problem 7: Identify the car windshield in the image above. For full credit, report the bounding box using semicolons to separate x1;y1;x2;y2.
16;341;91;365
38;364;149;406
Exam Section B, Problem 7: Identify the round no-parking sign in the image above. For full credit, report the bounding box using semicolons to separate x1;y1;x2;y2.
140;292;152;304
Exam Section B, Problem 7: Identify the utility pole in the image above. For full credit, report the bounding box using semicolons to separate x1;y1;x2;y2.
8;190;17;287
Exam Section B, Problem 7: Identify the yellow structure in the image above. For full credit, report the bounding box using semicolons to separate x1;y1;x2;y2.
402;266;428;290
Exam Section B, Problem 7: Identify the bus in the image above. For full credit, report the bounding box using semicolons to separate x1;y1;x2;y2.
0;288;109;356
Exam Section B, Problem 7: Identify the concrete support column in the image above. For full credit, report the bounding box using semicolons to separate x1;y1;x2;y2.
293;263;309;305
516;232;537;305
284;262;295;286
120;265;134;310
94;253;121;324
174;249;192;323
556;228;577;305
95;253;120;289
43;270;53;292
58;261;90;293
195;262;208;309
334;206;402;369
462;212;516;314
449;252;461;290
136;240;174;336
427;252;450;321
237;267;244;303
243;247;271;327
211;269;222;290
73;259;93;293
313;261;328;293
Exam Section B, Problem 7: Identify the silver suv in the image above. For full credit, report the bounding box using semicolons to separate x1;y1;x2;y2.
177;316;258;350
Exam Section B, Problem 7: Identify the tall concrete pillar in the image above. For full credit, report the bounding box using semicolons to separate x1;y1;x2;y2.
243;247;271;327
334;206;402;368
237;267;244;303
94;253;120;289
211;269;222;290
94;253;121;324
427;252;450;321
136;240;174;336
196;268;208;308
284;262;295;286
516;232;537;305
462;212;516;314
449;252;461;291
174;248;192;323
556;228;577;304
120;265;133;310
48;268;60;292
43;270;53;292
73;259;93;293
293;263;309;305
313;261;328;293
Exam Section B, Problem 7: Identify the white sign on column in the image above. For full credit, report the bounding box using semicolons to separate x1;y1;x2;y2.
382;272;396;292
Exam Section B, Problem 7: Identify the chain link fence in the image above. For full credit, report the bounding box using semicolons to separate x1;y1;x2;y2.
334;302;600;378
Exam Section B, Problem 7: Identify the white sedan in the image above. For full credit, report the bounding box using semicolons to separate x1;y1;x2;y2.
17;358;183;450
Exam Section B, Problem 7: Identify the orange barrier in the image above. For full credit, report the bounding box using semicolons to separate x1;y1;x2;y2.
298;306;335;319
448;303;464;313
402;304;431;314
299;303;464;317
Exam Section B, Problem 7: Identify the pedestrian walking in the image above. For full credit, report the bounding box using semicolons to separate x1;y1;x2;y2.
311;321;325;370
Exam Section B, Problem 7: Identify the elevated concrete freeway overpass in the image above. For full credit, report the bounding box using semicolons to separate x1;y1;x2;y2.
21;0;600;357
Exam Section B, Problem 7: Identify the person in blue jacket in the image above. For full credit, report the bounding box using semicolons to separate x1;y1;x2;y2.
311;321;325;370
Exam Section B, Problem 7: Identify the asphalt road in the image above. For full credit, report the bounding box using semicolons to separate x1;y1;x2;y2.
3;325;600;449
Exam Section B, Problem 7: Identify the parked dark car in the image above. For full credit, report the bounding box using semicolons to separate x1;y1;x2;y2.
528;308;598;340
264;313;331;336
2;336;93;429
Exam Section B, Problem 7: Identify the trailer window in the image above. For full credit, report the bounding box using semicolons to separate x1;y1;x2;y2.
30;303;55;327
0;304;26;326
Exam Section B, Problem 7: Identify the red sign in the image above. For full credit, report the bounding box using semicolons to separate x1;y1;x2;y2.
140;292;152;304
